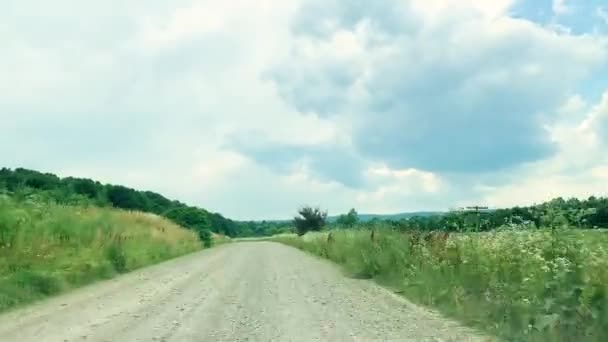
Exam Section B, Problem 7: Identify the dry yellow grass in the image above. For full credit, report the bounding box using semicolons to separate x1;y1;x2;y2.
0;198;202;312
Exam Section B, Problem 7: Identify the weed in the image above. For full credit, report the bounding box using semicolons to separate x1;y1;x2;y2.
0;197;201;313
273;228;608;341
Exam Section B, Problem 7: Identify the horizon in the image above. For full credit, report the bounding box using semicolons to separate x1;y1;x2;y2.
2;0;608;220
4;165;593;223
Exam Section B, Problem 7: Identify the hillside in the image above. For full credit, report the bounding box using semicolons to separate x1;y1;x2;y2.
0;196;201;312
0;168;271;238
3;167;608;236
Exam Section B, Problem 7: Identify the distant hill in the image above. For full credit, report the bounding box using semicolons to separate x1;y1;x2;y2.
259;211;444;224
328;211;443;223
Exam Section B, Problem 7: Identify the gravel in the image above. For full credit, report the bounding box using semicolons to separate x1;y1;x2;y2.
0;242;493;342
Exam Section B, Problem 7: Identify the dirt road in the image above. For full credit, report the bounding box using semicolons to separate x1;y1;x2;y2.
0;242;489;341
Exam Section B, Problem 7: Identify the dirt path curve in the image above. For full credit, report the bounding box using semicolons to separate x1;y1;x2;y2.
0;242;492;342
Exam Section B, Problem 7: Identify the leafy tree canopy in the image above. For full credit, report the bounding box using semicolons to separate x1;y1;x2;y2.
336;208;359;227
293;206;327;236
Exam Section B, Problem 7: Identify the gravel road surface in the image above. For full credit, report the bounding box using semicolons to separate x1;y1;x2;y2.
0;242;491;342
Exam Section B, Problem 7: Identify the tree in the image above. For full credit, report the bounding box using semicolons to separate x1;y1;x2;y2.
198;229;213;248
0;167;262;236
293;206;327;236
140;191;173;214
163;206;211;232
588;207;608;228
67;178;100;199
336;208;359;227
105;185;147;211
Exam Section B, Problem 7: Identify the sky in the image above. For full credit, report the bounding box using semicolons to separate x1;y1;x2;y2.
1;0;608;220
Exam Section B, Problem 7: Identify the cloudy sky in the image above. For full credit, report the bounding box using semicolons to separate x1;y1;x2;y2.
2;0;608;220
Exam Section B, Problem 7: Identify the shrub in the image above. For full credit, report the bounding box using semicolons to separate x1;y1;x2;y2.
198;229;213;248
293;206;327;236
106;244;128;273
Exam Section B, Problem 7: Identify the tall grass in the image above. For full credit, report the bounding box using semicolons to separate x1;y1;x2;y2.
273;228;608;342
0;197;202;312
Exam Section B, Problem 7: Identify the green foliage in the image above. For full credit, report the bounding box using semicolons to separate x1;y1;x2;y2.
293;206;327;236
16;271;65;296
164;206;211;232
66;177;101;199
233;220;293;237
11;167;608;238
336;208;359;227
198;229;213;248
367;196;608;233
0;167;248;237
274;228;608;342
106;244;128;273
0;196;201;313
141;190;174;214
105;185;146;211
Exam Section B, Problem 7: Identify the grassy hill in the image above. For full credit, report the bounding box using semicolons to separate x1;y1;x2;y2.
0;167;282;238
0;196;201;312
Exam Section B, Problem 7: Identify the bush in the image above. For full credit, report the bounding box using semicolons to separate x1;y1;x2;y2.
293;206;327;236
13;271;65;296
106;244;128;273
198;229;213;248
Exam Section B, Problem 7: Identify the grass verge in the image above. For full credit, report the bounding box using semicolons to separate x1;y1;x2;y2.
0;197;202;313
272;228;608;342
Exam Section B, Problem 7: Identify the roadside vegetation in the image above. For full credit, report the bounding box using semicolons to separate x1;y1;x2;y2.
4;167;608;340
274;204;608;342
0;167;292;238
0;196;202;313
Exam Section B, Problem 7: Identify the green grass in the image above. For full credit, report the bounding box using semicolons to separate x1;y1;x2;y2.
0;197;202;313
272;228;608;342
211;232;232;246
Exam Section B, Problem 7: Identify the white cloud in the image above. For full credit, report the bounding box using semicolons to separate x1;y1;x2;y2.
269;0;607;175
365;165;442;194
140;5;226;49
412;0;515;18
353;165;446;213
552;0;569;15
598;7;608;24
1;0;608;219
591;165;608;180
579;91;608;145
557;94;588;116
478;91;608;207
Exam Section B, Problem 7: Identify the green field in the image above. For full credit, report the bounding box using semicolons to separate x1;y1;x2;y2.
0;196;202;312
272;228;608;342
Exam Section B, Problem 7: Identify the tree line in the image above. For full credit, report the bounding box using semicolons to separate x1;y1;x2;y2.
3;168;607;237
0;167;289;238
383;197;608;232
294;196;608;235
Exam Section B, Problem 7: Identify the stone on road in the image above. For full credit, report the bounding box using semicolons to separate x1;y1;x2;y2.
0;242;491;342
